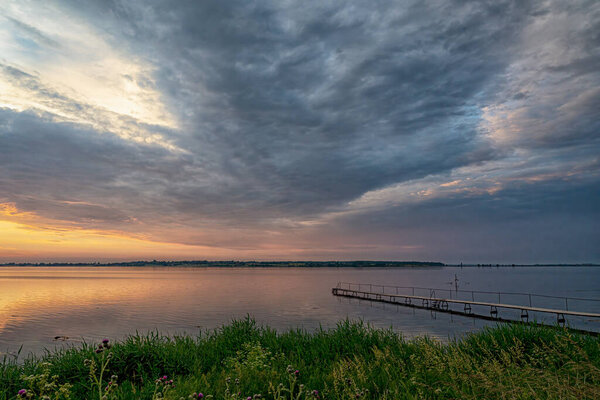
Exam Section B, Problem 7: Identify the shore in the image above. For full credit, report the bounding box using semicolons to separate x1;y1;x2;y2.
1;319;599;399
0;261;445;268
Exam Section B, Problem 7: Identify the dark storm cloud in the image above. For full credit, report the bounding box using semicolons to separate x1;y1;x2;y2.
0;108;170;226
69;0;529;211
325;177;600;263
2;0;599;260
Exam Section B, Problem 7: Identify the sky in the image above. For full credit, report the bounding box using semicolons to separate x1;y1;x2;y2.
0;0;598;264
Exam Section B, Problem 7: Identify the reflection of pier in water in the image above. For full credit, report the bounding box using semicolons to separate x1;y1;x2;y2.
332;282;600;335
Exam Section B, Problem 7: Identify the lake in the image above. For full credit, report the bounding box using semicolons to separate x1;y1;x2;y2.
1;266;599;357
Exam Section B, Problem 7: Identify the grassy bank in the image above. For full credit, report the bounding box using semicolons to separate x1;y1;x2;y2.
1;319;599;399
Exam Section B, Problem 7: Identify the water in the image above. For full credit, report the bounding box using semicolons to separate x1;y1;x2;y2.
1;266;599;357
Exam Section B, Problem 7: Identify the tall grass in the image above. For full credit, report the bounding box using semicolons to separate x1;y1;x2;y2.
1;319;598;399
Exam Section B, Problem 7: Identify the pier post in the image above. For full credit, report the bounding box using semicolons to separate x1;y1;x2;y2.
490;306;498;319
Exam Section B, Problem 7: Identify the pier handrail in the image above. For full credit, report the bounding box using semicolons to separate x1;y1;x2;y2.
332;287;600;319
335;281;600;310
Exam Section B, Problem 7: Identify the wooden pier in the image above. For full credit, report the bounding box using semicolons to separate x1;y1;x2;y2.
332;282;600;334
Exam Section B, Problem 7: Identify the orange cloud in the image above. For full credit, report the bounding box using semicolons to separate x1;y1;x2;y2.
0;202;34;218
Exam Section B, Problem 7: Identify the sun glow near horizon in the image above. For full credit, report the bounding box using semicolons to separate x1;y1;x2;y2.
0;210;216;262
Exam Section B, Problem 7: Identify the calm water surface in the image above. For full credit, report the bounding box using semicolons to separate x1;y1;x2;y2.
1;266;599;356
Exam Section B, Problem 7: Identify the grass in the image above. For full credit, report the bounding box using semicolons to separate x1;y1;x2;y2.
1;318;599;399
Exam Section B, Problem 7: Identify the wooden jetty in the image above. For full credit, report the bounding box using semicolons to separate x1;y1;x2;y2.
332;282;600;334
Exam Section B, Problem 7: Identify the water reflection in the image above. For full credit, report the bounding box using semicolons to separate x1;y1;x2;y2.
0;266;598;356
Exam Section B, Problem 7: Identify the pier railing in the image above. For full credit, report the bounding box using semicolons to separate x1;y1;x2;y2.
332;286;600;333
335;281;600;312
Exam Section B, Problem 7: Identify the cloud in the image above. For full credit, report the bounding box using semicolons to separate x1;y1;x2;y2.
4;16;62;49
0;0;598;261
0;63;182;151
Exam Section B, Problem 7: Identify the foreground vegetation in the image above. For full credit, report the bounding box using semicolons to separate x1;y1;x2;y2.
1;319;599;399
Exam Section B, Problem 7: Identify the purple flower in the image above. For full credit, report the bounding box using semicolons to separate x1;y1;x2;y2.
197;393;204;399
294;370;300;376
102;339;109;344
162;375;168;380
95;348;103;353
247;397;252;400
18;389;27;396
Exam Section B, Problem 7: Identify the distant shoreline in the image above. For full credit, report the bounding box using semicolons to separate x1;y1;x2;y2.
0;260;444;267
0;260;598;267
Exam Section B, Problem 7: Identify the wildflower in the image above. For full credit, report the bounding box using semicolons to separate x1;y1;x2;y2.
294;370;300;376
18;389;27;397
247;397;252;400
95;348;104;354
312;390;319;398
